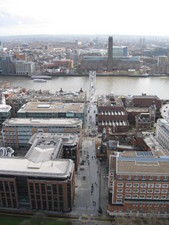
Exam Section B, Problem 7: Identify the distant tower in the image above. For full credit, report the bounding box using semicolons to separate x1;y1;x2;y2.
107;37;113;71
107;36;113;71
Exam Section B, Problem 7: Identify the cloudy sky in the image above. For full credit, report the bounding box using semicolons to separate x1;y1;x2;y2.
0;0;169;36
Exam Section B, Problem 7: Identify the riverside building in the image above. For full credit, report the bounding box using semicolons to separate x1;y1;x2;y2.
132;94;162;109
6;89;86;117
17;101;85;124
15;60;35;75
79;36;140;72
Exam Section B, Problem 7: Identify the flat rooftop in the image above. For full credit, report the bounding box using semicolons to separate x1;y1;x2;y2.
6;90;86;103
117;150;169;175
133;95;160;100
0;158;74;178
3;118;82;127
0;104;11;112
17;102;85;114
144;134;169;157
26;136;63;163
27;133;79;163
98;94;124;107
33;132;79;146
126;107;149;113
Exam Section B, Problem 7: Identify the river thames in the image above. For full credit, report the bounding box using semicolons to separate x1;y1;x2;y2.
0;75;169;99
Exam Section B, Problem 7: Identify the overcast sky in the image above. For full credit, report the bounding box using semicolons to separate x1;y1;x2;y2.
0;0;169;36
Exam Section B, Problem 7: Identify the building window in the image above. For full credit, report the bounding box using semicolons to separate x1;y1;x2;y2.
156;176;160;181
116;194;123;198
162;184;168;188
117;188;123;193
126;183;132;187
154;189;160;194
125;194;131;199
140;183;147;188
140;195;145;199
154;195;159;199
119;208;122;213
155;184;161;188
133;183;139;188
118;175;123;180
140;189;146;193
127;175;131;180
132;194;138;199
149;176;153;180
148;183;154;188
125;189;131;193
147;189;153;193
161;195;167;200
134;176;138;181
147;195;152;199
161;189;168;194
142;176;146;180
163;176;168;181
117;183;124;187
133;189;139;193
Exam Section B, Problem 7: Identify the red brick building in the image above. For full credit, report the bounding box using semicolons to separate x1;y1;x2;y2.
97;94;129;133
132;95;162;110
0;135;75;213
107;148;169;216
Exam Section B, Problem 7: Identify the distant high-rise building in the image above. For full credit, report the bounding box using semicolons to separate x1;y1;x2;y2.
107;36;113;71
0;56;16;74
113;46;128;57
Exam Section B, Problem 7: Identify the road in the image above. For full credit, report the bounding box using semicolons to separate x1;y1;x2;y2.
71;137;109;221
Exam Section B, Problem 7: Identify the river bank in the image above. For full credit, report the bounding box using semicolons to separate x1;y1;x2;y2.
0;74;169;99
0;73;169;78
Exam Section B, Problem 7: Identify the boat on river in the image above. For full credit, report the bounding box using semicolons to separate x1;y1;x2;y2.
31;75;52;79
33;79;47;82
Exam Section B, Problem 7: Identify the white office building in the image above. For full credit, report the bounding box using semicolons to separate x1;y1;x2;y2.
2;118;82;149
15;61;35;75
156;119;169;152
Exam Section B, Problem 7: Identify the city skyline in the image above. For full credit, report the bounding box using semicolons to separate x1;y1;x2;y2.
0;0;169;37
